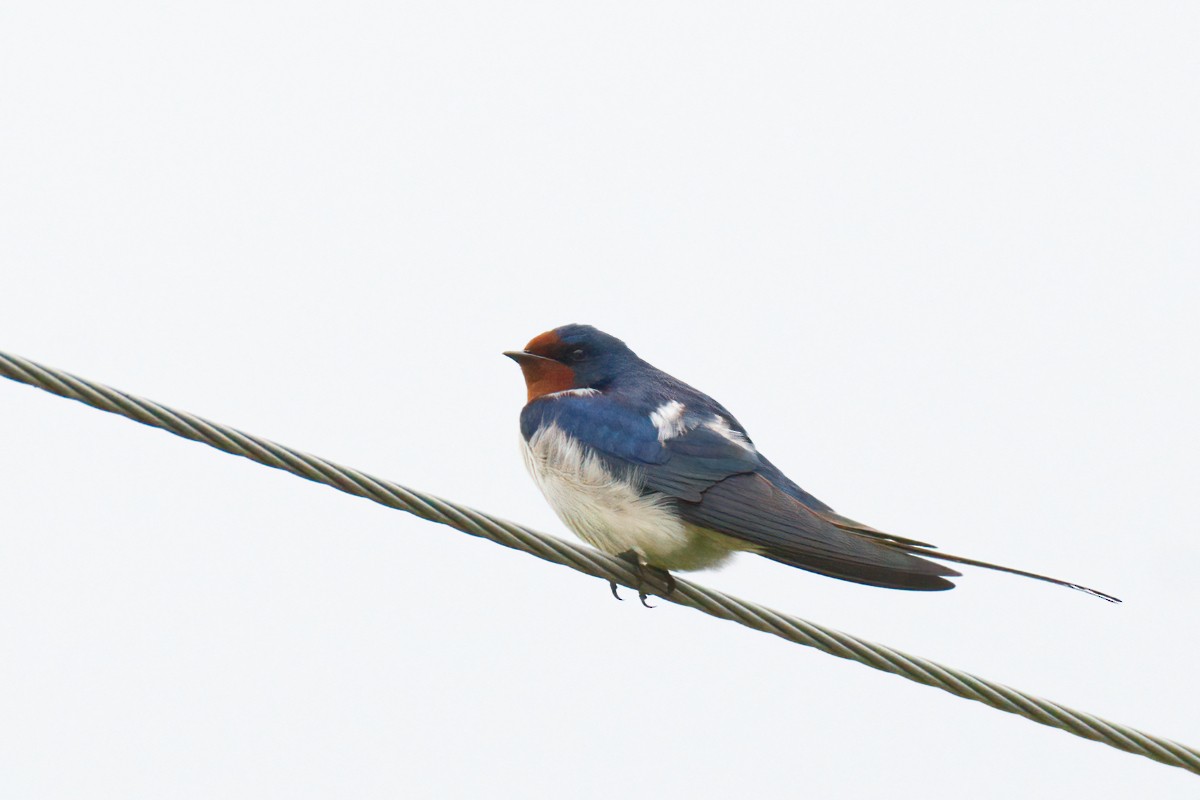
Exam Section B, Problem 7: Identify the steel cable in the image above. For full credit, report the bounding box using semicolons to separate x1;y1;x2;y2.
2;349;1196;775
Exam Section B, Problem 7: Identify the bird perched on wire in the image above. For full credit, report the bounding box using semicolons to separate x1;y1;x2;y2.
505;324;1119;607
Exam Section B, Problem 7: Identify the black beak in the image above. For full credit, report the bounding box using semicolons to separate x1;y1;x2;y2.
503;351;557;365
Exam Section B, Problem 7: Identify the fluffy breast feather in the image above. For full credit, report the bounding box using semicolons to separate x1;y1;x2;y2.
520;422;745;571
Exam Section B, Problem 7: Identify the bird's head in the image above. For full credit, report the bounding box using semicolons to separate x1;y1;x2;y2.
504;324;637;403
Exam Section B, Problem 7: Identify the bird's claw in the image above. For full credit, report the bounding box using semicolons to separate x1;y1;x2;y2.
659;568;677;597
611;551;674;608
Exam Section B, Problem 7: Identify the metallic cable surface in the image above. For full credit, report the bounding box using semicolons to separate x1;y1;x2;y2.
2;349;1196;775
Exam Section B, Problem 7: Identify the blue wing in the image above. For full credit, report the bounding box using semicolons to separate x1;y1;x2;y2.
523;393;1123;599
521;394;759;500
522;394;959;591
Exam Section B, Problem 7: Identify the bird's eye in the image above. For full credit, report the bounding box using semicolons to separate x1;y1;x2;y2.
568;348;586;362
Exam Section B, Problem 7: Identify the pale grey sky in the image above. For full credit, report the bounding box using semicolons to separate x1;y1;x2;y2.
2;2;1198;797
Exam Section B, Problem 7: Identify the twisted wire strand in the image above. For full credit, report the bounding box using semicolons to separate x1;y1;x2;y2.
2;349;1197;776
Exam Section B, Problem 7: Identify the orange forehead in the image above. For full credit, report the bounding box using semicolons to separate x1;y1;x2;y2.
524;329;561;356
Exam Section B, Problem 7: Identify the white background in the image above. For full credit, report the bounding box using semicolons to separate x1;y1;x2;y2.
2;3;1198;798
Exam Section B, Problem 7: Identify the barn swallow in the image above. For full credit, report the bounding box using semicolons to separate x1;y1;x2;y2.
505;324;1119;606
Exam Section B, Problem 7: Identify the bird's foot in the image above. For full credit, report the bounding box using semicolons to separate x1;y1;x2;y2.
655;567;677;597
612;551;674;608
613;550;643;604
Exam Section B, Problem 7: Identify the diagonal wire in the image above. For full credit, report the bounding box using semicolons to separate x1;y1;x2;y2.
1;348;1197;776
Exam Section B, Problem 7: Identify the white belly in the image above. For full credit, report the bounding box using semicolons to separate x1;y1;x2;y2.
521;424;742;571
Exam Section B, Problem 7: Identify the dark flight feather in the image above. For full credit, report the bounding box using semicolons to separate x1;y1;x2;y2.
674;472;960;592
523;391;1119;600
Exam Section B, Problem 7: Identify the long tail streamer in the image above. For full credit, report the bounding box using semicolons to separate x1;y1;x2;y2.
1;349;1196;776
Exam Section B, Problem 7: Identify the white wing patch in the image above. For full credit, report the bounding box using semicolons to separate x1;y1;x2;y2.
649;400;689;442
705;415;755;452
649;403;753;454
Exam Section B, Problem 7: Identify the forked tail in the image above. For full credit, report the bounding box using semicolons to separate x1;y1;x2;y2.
904;547;1121;603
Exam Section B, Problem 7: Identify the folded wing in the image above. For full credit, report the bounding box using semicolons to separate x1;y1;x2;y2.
676;471;959;591
529;395;959;591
